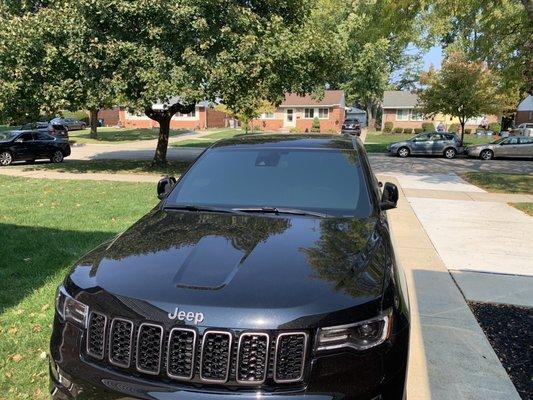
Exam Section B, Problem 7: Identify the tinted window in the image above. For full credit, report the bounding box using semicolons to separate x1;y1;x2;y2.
413;134;430;141
430;134;444;140
519;137;533;144
33;132;53;140
18;133;33;142
505;137;519;145
166;148;372;217
0;131;19;142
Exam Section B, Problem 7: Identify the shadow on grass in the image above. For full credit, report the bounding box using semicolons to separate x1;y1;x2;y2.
68;128;188;143
0;223;114;313
364;144;388;153
17;159;192;176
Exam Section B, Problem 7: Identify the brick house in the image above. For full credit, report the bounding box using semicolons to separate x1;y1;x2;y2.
250;90;346;133
117;100;227;130
381;90;499;131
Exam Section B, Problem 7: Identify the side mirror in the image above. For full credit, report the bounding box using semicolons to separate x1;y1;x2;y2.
15;138;23;143
157;176;176;200
380;182;398;211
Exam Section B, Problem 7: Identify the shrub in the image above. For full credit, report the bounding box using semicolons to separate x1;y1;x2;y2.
421;122;435;132
488;122;501;133
448;123;460;133
61;110;89;123
384;122;393;133
403;128;413;134
414;128;423;134
289;127;300;134
464;129;472;135
310;117;321;133
393;127;403;133
374;123;381;131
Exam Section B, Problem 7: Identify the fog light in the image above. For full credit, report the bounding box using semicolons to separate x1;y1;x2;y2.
316;310;392;351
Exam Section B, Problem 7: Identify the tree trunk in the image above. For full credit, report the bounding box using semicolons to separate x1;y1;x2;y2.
145;101;196;166
460;119;466;144
89;108;99;139
153;117;171;166
366;102;375;129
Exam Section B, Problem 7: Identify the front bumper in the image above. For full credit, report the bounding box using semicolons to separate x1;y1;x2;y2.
341;128;361;136
465;147;482;157
50;317;408;400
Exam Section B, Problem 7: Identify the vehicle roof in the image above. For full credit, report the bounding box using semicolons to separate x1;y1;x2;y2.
211;134;357;150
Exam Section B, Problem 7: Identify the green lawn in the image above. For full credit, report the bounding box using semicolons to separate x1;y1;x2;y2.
15;159;191;176
171;128;259;148
68;127;188;144
0;176;157;399
364;132;496;153
512;203;533;216
462;172;533;194
0;125;11;133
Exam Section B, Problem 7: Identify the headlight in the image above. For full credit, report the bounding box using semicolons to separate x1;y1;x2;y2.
55;285;88;327
316;310;392;351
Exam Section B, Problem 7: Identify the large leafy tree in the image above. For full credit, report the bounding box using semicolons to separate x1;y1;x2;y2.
1;0;336;164
418;51;504;142
428;0;533;95
311;0;426;127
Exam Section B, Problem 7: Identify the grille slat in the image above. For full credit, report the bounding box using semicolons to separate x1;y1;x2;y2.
88;316;307;386
86;312;107;359
167;328;196;380
237;333;269;384
109;318;134;368
274;332;307;383
136;323;163;375
200;331;232;383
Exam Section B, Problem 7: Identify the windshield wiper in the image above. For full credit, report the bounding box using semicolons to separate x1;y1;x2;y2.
232;206;328;218
164;204;237;214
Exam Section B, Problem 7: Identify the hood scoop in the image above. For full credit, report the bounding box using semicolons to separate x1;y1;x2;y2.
172;235;247;290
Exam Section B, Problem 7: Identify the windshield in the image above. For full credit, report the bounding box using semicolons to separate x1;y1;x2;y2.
0;131;19;142
166;147;373;217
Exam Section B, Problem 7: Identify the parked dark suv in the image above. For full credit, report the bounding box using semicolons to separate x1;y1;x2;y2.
50;135;409;400
341;118;362;136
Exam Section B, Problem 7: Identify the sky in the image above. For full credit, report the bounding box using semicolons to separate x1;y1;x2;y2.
423;46;443;70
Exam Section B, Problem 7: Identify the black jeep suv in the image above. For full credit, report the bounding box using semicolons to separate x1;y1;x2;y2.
50;135;409;400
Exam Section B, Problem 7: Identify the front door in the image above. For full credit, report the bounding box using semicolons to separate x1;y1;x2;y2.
284;109;295;128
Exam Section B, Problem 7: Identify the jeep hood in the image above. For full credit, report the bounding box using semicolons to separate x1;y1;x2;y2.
67;210;388;329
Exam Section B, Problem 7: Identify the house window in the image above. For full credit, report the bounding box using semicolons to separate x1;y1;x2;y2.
410;110;423;121
318;108;329;119
176;109;196;118
262;112;275;119
304;108;315;118
396;109;409;121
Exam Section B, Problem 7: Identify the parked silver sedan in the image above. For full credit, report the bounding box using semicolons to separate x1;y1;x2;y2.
466;136;533;160
387;132;462;159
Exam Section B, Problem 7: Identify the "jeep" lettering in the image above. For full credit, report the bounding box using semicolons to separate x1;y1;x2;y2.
168;307;205;325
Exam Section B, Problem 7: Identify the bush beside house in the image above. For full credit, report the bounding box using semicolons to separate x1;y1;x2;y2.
384;122;393;133
422;122;435;132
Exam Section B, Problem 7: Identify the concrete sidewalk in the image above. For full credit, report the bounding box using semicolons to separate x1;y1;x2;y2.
381;174;521;400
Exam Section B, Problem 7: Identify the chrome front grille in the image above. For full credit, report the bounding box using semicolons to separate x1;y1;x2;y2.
237;333;269;384
85;312;308;386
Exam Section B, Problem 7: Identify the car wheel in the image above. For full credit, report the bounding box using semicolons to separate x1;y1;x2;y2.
444;148;457;159
0;151;13;166
397;147;410;158
51;150;64;163
480;149;493;160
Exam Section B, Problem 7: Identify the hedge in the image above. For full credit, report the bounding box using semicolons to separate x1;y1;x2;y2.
393;127;403;133
403;128;413;134
421;122;435;132
414;128;423;134
384;122;393;133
